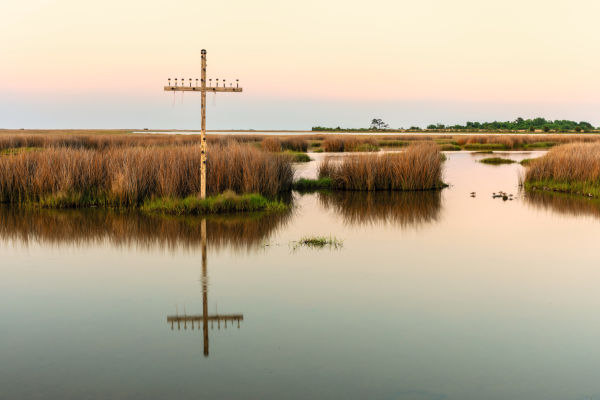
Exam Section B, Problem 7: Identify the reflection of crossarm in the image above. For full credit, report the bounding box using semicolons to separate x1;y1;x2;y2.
167;315;243;323
167;314;243;330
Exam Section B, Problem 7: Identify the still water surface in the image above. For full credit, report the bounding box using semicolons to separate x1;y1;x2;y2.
2;151;600;400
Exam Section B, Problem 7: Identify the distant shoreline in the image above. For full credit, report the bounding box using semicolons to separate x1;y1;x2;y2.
2;129;600;136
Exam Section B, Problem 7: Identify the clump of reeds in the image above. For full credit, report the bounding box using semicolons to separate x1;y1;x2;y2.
1;132;600;153
0;142;293;207
317;142;445;191
524;142;600;197
261;137;282;152
261;137;309;153
322;136;379;152
280;137;308;152
453;134;597;150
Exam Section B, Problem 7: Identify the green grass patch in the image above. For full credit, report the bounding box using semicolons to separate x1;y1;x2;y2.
378;140;409;147
141;192;287;216
434;139;459;145
472;150;494;154
520;158;533;166
480;157;516;165
464;143;509;150
523;141;557;149
34;191;113;208
292;177;333;191
439;144;461;151
293;235;343;250
282;150;311;162
22;190;288;215
0;147;42;156
350;143;380;152
524;180;600;198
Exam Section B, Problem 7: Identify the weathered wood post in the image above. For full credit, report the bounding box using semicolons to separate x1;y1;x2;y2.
164;49;243;199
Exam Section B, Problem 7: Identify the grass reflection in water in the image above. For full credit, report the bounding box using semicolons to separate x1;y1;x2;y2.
0;207;292;252
317;190;442;227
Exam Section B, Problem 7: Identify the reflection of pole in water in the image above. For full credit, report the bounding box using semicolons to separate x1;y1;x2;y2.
166;218;243;357
202;218;208;356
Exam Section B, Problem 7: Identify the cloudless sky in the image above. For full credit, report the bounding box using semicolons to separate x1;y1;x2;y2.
1;0;599;129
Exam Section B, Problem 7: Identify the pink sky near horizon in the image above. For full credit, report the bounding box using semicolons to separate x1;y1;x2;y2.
1;0;599;128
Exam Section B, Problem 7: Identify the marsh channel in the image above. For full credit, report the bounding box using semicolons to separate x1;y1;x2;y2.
2;150;600;400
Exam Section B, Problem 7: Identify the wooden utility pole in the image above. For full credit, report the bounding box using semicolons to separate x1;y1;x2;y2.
164;49;243;198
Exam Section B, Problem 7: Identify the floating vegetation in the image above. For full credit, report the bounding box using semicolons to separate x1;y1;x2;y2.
480;157;516;165
292;235;343;250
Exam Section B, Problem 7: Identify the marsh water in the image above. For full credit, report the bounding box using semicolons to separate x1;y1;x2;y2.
3;151;600;400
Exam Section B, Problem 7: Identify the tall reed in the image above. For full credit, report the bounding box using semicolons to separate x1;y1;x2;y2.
318;142;444;191
524;142;600;196
261;137;308;152
0;142;293;206
322;136;379;152
1;133;600;152
280;137;308;152
261;137;282;152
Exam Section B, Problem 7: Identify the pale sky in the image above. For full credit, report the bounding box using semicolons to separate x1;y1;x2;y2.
1;0;599;129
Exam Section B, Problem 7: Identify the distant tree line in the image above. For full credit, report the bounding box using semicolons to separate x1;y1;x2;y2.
312;117;597;133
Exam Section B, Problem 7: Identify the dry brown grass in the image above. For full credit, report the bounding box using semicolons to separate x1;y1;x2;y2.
1;132;600;152
280;137;308;152
525;142;600;182
322;136;379;152
454;134;600;149
0;133;268;151
261;137;309;152
0;142;293;206
524;142;600;196
261;137;282;152
318;142;444;191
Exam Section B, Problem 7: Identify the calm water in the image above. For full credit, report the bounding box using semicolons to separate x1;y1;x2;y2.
3;151;600;400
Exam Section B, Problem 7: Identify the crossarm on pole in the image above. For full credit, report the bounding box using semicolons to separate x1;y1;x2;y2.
163;86;243;93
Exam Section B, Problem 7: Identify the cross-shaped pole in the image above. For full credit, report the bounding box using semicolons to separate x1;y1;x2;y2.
164;49;243;199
